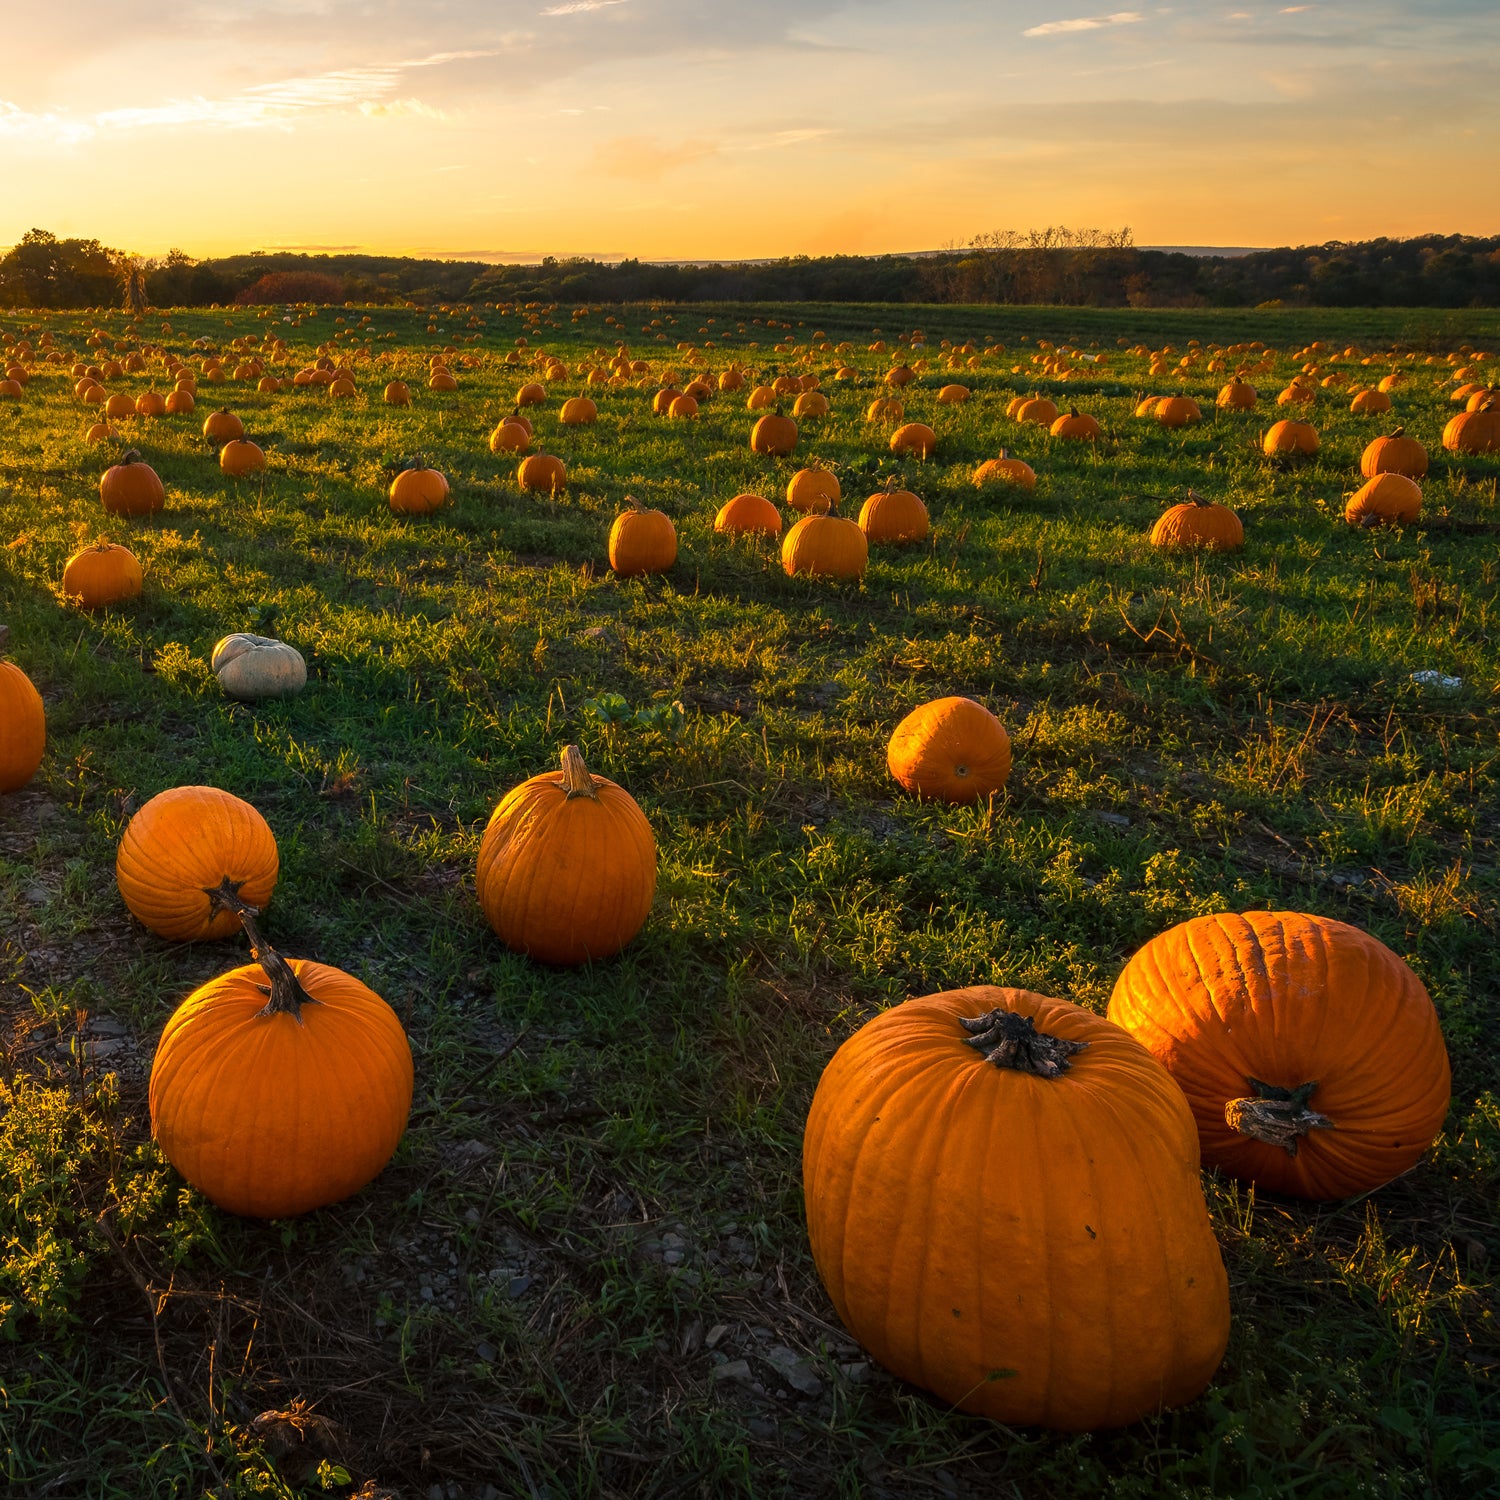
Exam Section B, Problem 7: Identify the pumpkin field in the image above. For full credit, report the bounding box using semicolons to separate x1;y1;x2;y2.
2;297;1499;1498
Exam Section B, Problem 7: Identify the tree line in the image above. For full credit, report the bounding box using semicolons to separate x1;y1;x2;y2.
3;226;1498;310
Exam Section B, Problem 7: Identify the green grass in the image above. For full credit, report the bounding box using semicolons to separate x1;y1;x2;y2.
1;299;1498;1499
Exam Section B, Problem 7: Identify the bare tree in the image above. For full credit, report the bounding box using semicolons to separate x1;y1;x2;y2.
112;253;149;315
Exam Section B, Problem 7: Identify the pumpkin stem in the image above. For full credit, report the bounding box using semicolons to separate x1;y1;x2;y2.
1224;1078;1333;1157
203;876;317;1021
960;1009;1087;1078
558;743;599;801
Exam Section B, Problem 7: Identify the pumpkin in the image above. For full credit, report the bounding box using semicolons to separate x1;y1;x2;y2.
792;391;829;418
212;633;308;700
1155;396;1201;428
1349;387;1392;415
61;542;143;608
117;785;279;942
220;439;266;476
937;384;970;404
1133;395;1161;419
489;419;530;454
516;382;546;406
1345;472;1421;528
383;380;411;406
668;394;699;419
1216;379;1257;410
164;389;195;415
787;468;840;514
85;422;119;444
1443;400;1500;455
889;422;937;458
859;484;929;545
781;514;868;579
1149;492;1244;551
746;385;778;411
1050;408;1101;442
714;493;782;537
560;395;598;425
803;985;1230;1429
99;451;165;516
609;497;677;575
972;450;1036;489
887;696;1009;803
0;632;46;794
428;371;458;392
135;391;167;418
389;462;450;515
203;409;245;443
750;412;798;457
104;393;135;420
1107;912;1450;1199
476;744;656;966
517;452;567;493
1262;419;1319;458
149;907;412;1218
866;397;904;423
1360;428;1427;480
1017;397;1060;428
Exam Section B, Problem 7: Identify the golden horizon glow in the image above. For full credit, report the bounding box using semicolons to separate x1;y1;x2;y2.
4;2;1498;265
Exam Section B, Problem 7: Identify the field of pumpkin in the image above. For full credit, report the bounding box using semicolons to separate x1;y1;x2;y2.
1;295;1498;1497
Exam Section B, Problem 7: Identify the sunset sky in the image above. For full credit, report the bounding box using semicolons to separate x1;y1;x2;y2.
2;1;1496;263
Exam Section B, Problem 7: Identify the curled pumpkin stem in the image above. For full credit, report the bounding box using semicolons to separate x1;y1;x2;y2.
961;1009;1088;1078
558;743;600;801
204;875;316;1021
1224;1078;1333;1157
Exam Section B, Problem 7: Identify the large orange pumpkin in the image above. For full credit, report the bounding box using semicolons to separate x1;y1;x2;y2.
1443;401;1500;455
786;468;840;514
714;493;782;537
609;498;677;575
1345;473;1421;528
61;542;143;608
887;696;1010;803
1149;493;1244;551
116;786;279;942
750;412;798;457
150;920;412;1218
781;514;867;579
1262;419;1319;458
1360;428;1427;480
803;986;1230;1429
0;639;46;793
858;485;929;545
477;745;656;966
220;439;266;477
972;450;1036;490
99;451;165;516
888;422;937;458
517;452;567;493
389;462;450;515
1108;911;1451;1199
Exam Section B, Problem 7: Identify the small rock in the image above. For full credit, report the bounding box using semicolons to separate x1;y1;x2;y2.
747;1417;778;1439
705;1323;729;1348
508;1276;532;1299
662;1249;684;1266
1094;811;1131;827
420;1287;435;1302
840;1361;871;1384
24;885;49;904
764;1345;823;1397
661;1232;685;1250
475;1341;497;1364
711;1359;753;1383
87;1018;130;1037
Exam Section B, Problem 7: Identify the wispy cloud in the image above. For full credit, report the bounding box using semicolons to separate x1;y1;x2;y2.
541;0;629;13
1024;11;1143;37
0;49;494;143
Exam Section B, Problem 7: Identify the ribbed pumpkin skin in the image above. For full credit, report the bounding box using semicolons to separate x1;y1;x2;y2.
117;787;279;941
1150;502;1243;551
62;543;143;608
859;488;929;544
781;515;868;579
150;958;413;1218
0;661;47;793
803;987;1230;1430
888;696;1010;803
714;493;782;537
609;507;677;576
477;760;656;966
1107;911;1451;1199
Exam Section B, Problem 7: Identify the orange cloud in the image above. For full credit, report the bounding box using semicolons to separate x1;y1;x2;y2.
592;135;717;180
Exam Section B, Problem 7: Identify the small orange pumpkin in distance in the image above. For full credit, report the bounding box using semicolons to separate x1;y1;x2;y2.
609;496;677;576
1349;387;1392;415
515;382;546;406
220;438;266;476
858;484;929;545
1108;911;1451;1200
561;395;598;425
517;452;567;493
165;389;195;415
787;467;840;514
803;985;1230;1429
751;411;798;457
889;422;937;458
99;450;165;516
1155;395;1201;428
1149;491;1244;551
888;696;1010;804
150;906;413;1219
489;418;530;454
389;461;450;515
135;391;167;418
1017;396;1060;428
384;380;411;406
1262;418;1319;458
117;786;279;942
1345;473;1421;528
0;628;47;794
477;744;657;966
714;493;782;538
1216;378;1257;411
1360;427;1427;480
973;450;1036;490
62;542;143;608
781;514;868;579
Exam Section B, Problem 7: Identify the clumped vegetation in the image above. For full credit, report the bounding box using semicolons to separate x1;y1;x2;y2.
5;228;1500;310
1;296;1498;1498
